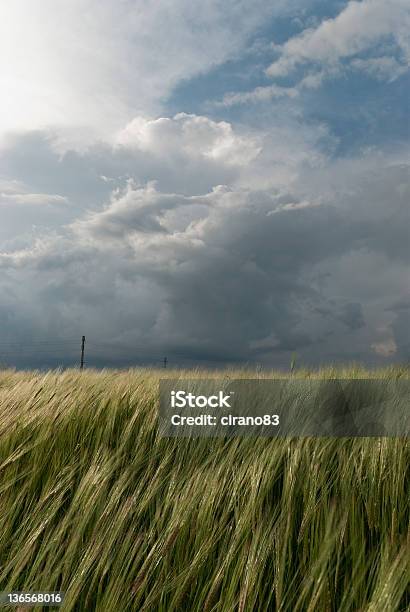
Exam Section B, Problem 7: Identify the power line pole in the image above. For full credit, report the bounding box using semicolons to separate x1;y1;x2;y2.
163;356;167;369
80;336;86;370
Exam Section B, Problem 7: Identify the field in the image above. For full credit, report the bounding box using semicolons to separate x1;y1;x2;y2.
0;367;409;611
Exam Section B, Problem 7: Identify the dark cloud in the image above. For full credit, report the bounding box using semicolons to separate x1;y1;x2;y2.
0;118;409;368
337;303;365;331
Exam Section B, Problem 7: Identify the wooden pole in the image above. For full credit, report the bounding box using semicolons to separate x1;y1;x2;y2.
80;335;86;370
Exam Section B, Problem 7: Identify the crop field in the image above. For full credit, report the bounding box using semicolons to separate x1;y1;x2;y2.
0;367;409;611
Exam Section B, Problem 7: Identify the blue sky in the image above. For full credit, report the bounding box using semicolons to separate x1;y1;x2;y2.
166;0;409;157
0;0;409;368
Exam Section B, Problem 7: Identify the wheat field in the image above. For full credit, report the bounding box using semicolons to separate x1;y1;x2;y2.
0;367;409;611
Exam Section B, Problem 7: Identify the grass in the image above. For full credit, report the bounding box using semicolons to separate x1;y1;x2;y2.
0;366;409;611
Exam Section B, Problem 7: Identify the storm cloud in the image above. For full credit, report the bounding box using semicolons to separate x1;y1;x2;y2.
0;114;409;368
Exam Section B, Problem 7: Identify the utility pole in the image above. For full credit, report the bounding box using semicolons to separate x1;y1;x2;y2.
163;356;167;369
80;335;86;370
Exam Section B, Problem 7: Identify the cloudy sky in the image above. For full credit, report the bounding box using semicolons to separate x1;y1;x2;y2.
0;0;409;369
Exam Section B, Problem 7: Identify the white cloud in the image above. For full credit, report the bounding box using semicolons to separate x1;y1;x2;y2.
217;64;343;106
72;179;212;243
116;113;261;166
350;56;408;81
0;192;68;206
298;69;335;90
0;0;285;147
213;0;409;108
266;199;322;215
266;0;409;81
217;84;299;107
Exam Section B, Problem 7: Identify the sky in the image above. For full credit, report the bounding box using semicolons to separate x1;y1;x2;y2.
0;0;409;369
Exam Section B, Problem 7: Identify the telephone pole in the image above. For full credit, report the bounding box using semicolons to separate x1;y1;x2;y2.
80;336;86;370
163;356;167;369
